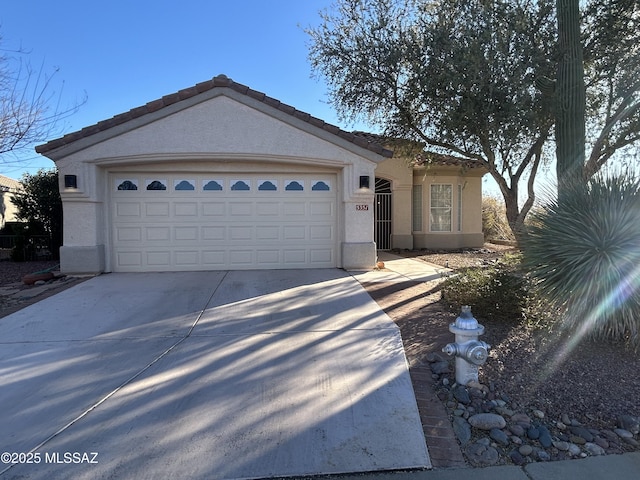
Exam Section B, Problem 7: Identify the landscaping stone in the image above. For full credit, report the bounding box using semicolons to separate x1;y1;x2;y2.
538;425;553;448
433;373;640;467
570;426;594;442
568;443;582;456
536;449;551;461
509;450;526;465
465;441;500;467
453;385;471;404
518;444;533;456
618;414;640;434
585;442;605;456
489;428;510;446
468;413;506;430
430;361;451;375
614;428;633;439
510;413;532;426
571;435;587;445
452;416;472;446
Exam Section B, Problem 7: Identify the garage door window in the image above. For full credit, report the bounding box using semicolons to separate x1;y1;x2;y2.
146;180;167;190
285;180;304;191
203;180;223;191
117;179;138;190
312;181;330;191
231;180;250;191
175;180;195;191
258;180;278;191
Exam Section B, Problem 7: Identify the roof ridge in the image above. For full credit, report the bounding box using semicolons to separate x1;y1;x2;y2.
35;74;393;158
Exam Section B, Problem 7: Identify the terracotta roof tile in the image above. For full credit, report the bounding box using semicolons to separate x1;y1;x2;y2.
35;74;393;158
352;131;486;169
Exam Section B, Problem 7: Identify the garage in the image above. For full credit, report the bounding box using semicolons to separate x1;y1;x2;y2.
35;74;392;274
111;172;337;271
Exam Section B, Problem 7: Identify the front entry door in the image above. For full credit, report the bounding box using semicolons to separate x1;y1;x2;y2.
374;178;392;250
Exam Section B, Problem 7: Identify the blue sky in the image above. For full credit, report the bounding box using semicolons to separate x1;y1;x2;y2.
0;0;364;177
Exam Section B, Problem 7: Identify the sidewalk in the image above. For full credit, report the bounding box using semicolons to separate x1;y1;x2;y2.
334;451;640;480
353;251;451;283
350;252;640;480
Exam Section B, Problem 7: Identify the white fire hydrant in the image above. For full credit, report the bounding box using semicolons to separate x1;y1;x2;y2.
442;305;490;386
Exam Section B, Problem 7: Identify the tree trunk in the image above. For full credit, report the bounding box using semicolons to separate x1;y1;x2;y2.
555;0;586;197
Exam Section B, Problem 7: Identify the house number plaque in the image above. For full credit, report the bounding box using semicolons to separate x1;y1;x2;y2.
356;204;369;211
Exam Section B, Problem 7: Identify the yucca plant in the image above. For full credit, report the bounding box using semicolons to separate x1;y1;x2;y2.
521;173;640;349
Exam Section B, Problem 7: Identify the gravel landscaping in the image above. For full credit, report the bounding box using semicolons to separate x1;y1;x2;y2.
0;260;86;318
367;244;640;466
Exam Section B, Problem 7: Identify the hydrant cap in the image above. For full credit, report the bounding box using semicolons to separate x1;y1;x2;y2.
455;305;479;330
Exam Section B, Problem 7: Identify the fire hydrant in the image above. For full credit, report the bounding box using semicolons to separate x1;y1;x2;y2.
442;305;490;386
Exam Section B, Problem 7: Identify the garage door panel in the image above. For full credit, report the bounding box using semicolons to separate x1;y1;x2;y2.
117;251;143;267
310;225;333;240
174;203;198;216
202;203;225;216
310;201;333;217
145;203;170;216
283;203;306;216
283;249;306;264
256;249;280;264
202;250;226;266
229;250;254;266
256;226;280;240
175;251;199;266
175;226;199;241
116;203;140;217
147;251;171;266
310;249;333;264
230;226;253;241
257;203;280;216
229;202;253;216
202;226;225;240
112;173;337;271
117;227;142;242
147;227;171;241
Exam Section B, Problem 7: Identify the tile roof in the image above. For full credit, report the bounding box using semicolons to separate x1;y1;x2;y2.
352;131;486;169
0;174;22;192
35;74;393;158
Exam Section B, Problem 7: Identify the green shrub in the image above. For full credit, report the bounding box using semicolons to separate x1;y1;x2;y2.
442;254;527;322
521;173;640;349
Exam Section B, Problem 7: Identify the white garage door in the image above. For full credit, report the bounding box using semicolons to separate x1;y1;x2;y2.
110;173;337;272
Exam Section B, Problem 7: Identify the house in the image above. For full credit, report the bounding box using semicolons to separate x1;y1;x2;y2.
370;139;487;251
35;75;393;274
0;174;22;229
36;75;486;274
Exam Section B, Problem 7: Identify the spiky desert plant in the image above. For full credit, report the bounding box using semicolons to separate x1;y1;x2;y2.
522;173;640;349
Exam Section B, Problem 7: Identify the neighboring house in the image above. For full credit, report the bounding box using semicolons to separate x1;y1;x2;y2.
0;174;22;229
369;138;487;250
35;75;392;274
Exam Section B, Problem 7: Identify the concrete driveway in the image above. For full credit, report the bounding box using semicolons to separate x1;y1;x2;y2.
0;269;430;479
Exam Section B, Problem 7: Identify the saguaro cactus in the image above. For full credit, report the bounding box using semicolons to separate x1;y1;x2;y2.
555;0;586;195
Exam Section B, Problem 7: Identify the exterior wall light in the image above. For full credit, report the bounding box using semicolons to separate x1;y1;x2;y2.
64;174;78;189
359;175;370;189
